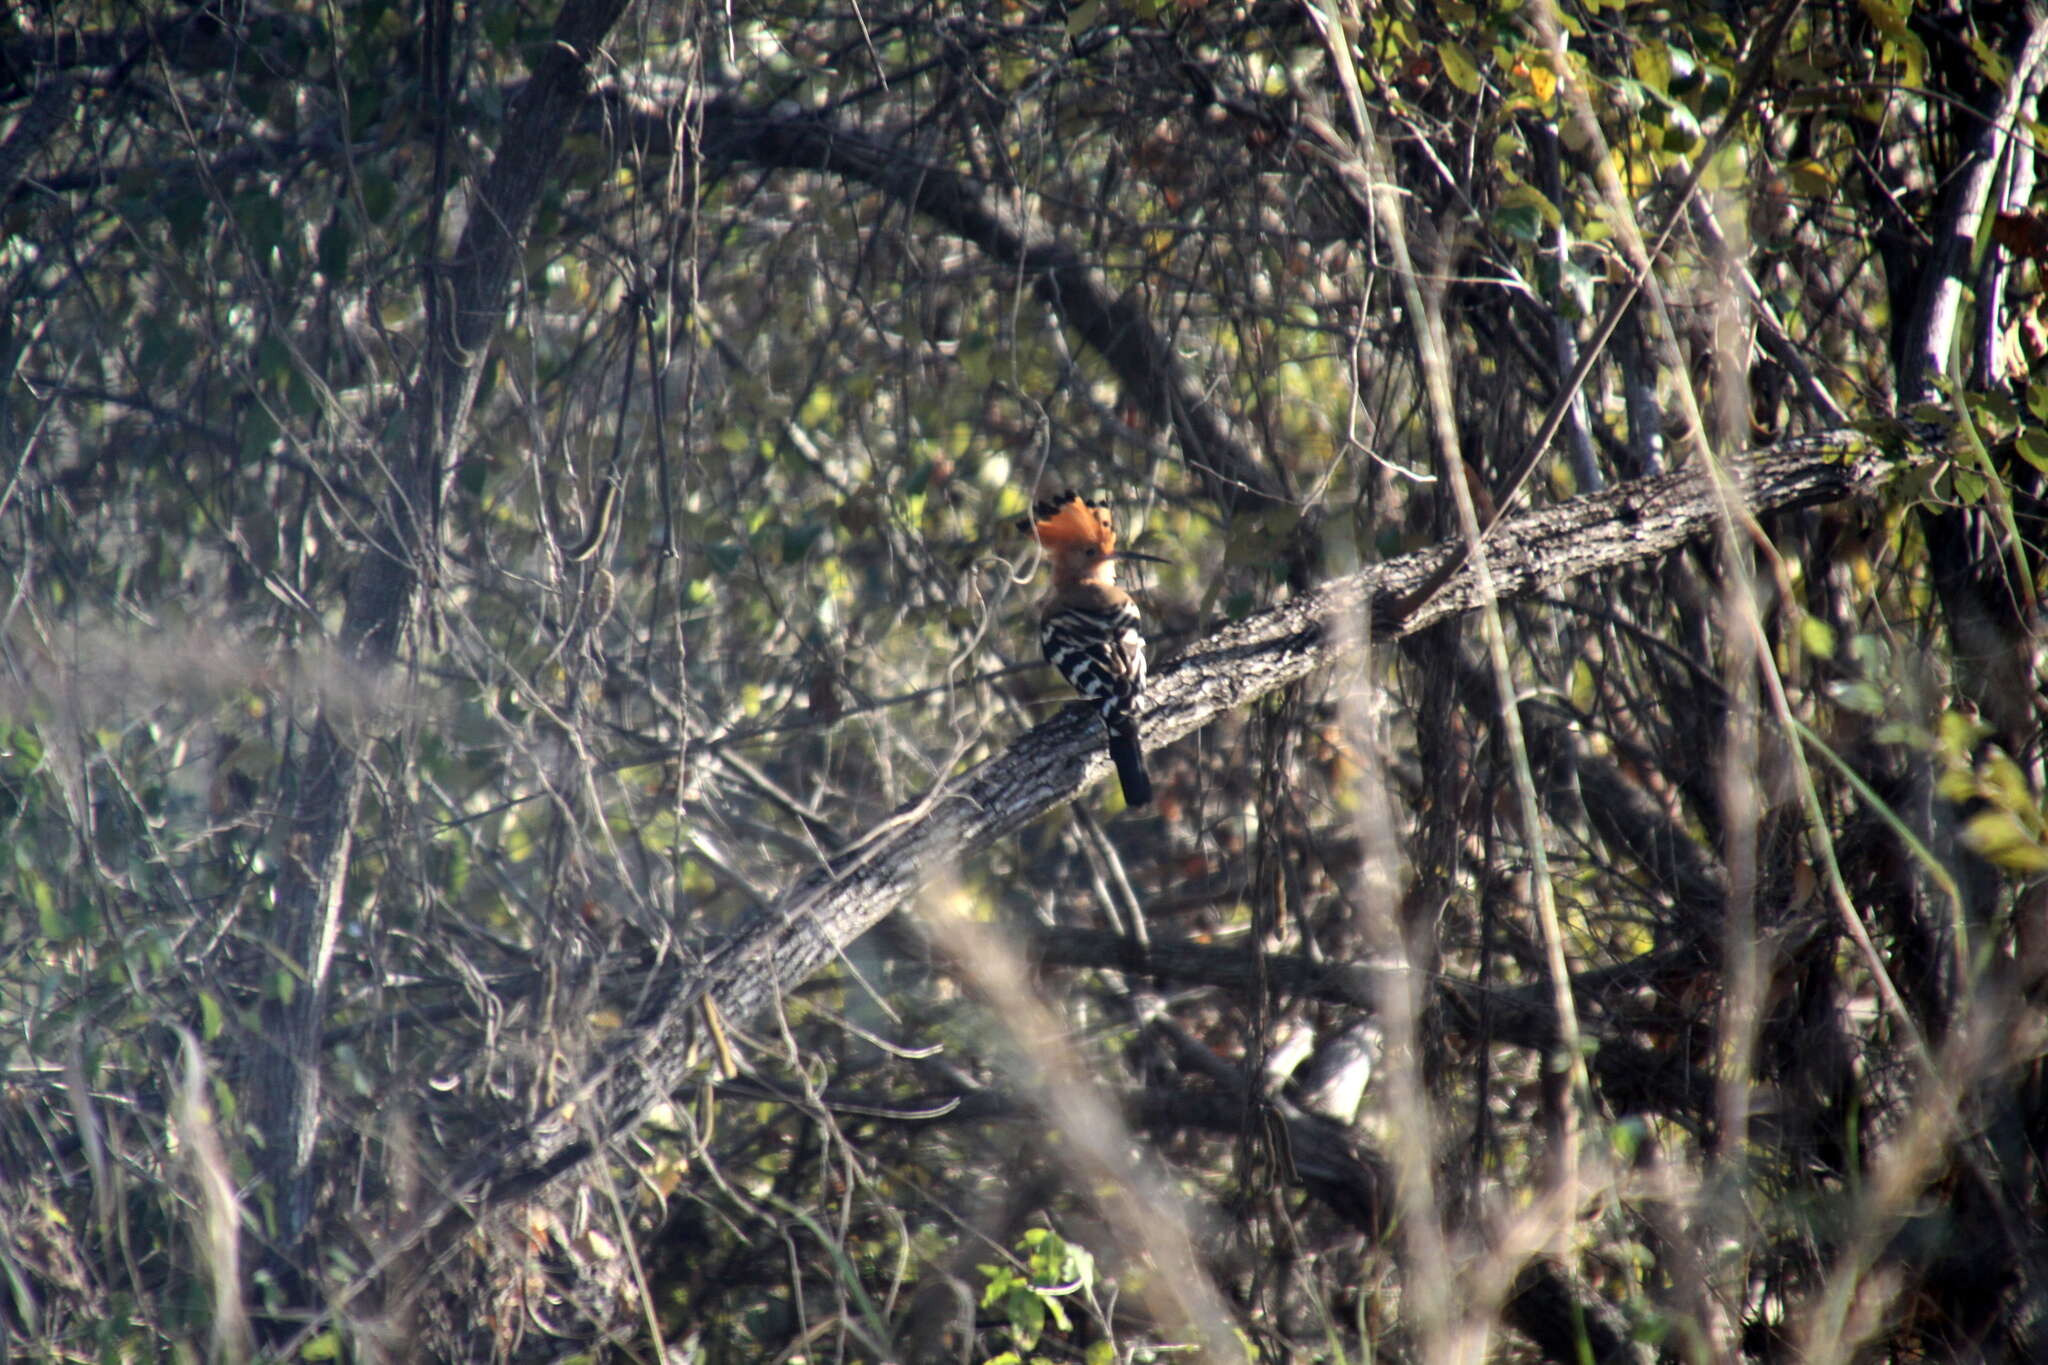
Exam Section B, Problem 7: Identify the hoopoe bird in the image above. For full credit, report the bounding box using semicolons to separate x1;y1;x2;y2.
1022;491;1167;806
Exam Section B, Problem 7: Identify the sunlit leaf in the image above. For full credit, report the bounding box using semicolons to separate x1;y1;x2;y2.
1964;811;2048;873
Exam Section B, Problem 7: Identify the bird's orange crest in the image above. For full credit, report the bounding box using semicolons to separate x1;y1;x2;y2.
1024;490;1116;554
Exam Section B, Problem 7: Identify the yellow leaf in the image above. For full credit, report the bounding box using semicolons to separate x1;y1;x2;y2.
1787;158;1837;196
1799;614;1837;659
1964;811;2048;873
301;1332;346;1360
1632;41;1670;96
1980;753;2042;827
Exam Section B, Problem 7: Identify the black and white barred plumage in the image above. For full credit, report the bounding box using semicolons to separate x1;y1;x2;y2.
1040;582;1151;806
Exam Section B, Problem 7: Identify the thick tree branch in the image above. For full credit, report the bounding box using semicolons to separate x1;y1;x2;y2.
1899;15;2048;756
597;91;1293;517
432;428;1911;1224
1896;13;2048;406
0;4;327;92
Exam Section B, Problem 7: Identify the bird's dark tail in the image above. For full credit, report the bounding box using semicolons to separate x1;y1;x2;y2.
1107;718;1152;807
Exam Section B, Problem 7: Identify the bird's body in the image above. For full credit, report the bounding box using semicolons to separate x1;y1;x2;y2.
1024;492;1159;806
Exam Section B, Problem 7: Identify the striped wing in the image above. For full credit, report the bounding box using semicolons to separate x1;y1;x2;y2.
1041;596;1146;717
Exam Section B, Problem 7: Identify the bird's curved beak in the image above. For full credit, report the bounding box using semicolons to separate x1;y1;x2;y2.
1113;550;1172;564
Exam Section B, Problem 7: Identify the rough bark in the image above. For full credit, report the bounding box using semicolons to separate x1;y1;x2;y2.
1894;14;2048;408
1886;12;2047;1042
421;427;1912;1237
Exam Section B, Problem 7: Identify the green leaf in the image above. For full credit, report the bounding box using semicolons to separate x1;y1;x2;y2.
1829;680;1886;716
234;192;287;251
1799;614;1837;659
779;522;825;564
165;188;209;252
2015;428;2048;474
1786;159;1837;197
1005;1291;1046;1349
317;218;353;277
1496;184;1562;243
359;169;396;223
1884;34;1928;89
1661;103;1703;154
483;4;520;49
1632;41;1671;97
240;405;280;462
1980;752;2041;821
1936;710;1991;762
1968;390;2019;432
1970;34;2014;86
300;1330;345;1360
1569;658;1596;711
1666;45;1702;95
256;334;294;387
29;872;61;938
1439;42;1483;95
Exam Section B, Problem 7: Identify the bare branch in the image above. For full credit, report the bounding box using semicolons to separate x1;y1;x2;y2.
0;74;72;204
597;91;1295;517
249;0;632;1283
1896;13;2048;405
